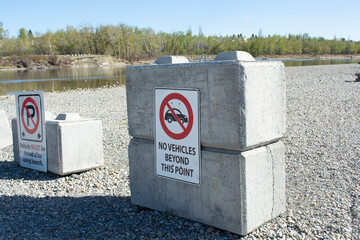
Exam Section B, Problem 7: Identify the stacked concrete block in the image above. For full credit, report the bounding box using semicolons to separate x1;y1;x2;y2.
126;51;286;235
130;138;285;235
126;52;285;151
0;110;12;149
12;112;104;175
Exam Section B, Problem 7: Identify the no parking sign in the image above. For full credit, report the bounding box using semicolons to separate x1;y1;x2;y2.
155;88;200;185
16;91;47;172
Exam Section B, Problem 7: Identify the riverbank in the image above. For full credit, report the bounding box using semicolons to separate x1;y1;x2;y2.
1;54;359;71
263;53;360;60
0;64;360;239
0;55;153;71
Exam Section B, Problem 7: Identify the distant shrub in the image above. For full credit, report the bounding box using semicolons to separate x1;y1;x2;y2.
58;56;72;65
32;55;46;63
16;55;31;68
48;55;59;66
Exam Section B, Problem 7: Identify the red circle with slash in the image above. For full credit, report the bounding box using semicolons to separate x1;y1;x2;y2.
21;97;40;134
159;93;193;140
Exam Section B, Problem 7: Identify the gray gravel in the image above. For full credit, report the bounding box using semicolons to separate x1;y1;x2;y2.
0;63;360;239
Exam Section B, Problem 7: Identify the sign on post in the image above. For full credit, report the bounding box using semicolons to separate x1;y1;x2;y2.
15;91;47;172
155;88;200;185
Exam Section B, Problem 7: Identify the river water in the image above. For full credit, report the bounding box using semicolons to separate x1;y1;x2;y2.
0;58;358;96
0;67;126;96
279;58;358;67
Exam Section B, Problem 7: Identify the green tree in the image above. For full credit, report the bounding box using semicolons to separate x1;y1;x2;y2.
18;28;27;40
1;22;359;59
16;28;32;54
0;22;8;40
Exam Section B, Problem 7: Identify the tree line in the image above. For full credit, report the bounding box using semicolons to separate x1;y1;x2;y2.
0;22;359;62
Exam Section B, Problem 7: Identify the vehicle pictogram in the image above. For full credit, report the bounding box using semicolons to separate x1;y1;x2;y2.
165;108;188;124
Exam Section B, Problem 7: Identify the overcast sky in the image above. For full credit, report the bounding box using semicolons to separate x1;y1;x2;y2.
1;0;359;41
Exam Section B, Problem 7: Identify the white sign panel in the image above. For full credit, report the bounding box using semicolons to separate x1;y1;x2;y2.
155;88;200;185
15;91;47;172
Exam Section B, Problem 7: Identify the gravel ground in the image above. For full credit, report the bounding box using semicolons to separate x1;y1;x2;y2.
0;63;359;239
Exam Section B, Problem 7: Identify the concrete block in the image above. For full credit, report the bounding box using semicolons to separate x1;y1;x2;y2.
126;57;286;151
129;138;285;235
46;113;104;175
240;141;286;231
11;118;19;163
0;110;12;149
55;112;81;120
214;51;256;61
154;56;189;64
45;111;56;121
12;111;56;164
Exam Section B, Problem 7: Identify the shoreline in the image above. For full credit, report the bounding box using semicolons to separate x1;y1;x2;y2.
0;55;136;71
262;53;360;60
1;54;359;71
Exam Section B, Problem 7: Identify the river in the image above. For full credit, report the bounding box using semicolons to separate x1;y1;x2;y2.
0;66;125;96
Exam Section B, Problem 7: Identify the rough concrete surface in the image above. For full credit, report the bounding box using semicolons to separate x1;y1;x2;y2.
129;138;285;235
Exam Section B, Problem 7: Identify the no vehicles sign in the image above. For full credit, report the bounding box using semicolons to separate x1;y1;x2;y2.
155;88;200;185
15;91;47;172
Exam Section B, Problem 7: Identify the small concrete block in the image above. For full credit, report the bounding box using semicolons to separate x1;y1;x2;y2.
129;138;285;235
55;112;82;120
126;57;285;151
12;112;56;164
0;110;12;149
11;119;19;163
154;56;189;64
214;51;256;61
45;111;56;121
46;114;104;175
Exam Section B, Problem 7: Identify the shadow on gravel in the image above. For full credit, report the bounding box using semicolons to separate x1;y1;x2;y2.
0;161;59;181
0;195;130;239
345;80;360;83
0;195;227;239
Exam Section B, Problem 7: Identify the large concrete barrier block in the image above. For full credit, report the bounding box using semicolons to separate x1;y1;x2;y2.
129;138;285;235
46;113;104;175
0;110;12;149
126;55;285;151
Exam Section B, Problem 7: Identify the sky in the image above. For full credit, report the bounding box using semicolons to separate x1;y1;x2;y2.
1;0;359;41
